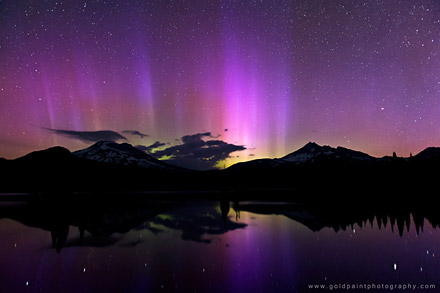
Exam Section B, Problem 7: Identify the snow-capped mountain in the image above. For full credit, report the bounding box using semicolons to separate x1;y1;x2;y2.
73;141;180;170
281;142;373;163
228;142;374;171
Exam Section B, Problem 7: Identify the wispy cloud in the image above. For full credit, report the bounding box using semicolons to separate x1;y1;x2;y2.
121;130;149;138
43;127;126;142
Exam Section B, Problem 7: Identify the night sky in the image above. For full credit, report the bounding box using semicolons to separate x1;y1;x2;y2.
1;0;440;168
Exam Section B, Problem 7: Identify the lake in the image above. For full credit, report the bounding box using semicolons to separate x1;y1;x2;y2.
0;197;439;292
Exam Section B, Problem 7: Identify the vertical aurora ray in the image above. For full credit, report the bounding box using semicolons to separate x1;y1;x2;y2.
271;72;294;158
220;4;296;164
70;48;102;131
131;12;156;136
135;53;155;134
220;16;263;164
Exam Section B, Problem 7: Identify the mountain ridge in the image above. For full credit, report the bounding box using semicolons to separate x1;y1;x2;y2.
281;142;373;163
72;141;182;170
3;141;439;170
1;141;440;193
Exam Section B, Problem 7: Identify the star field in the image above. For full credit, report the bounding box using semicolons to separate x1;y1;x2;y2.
1;0;440;166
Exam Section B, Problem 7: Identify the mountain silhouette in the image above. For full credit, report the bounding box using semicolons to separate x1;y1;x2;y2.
16;146;75;163
1;141;439;195
227;141;440;170
73;141;181;170
414;147;440;160
281;142;373;163
228;142;374;172
0;142;192;192
224;142;440;197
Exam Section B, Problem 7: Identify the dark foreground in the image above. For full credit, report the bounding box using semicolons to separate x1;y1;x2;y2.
0;196;439;292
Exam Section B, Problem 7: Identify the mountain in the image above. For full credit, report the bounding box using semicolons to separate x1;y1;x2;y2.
414;147;440;160
15;146;75;164
1;142;190;191
228;142;373;171
281;142;373;163
73;141;181;170
226;158;286;171
2;140;440;193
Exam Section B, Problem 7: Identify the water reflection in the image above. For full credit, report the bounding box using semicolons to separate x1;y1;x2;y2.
233;201;434;237
0;197;249;251
0;197;178;252
1;196;440;252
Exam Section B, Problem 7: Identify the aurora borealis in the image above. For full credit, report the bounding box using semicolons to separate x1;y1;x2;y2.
1;0;440;168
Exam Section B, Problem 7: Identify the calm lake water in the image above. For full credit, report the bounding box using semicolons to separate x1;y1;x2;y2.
0;198;439;292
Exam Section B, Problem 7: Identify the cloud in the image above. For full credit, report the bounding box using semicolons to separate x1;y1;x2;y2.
147;141;166;150
121;130;149;138
152;132;246;170
181;132;212;144
43;128;126;142
135;141;166;153
149;204;247;243
147;141;166;149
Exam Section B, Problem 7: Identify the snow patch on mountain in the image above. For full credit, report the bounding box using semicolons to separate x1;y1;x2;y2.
281;142;373;163
73;141;176;170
